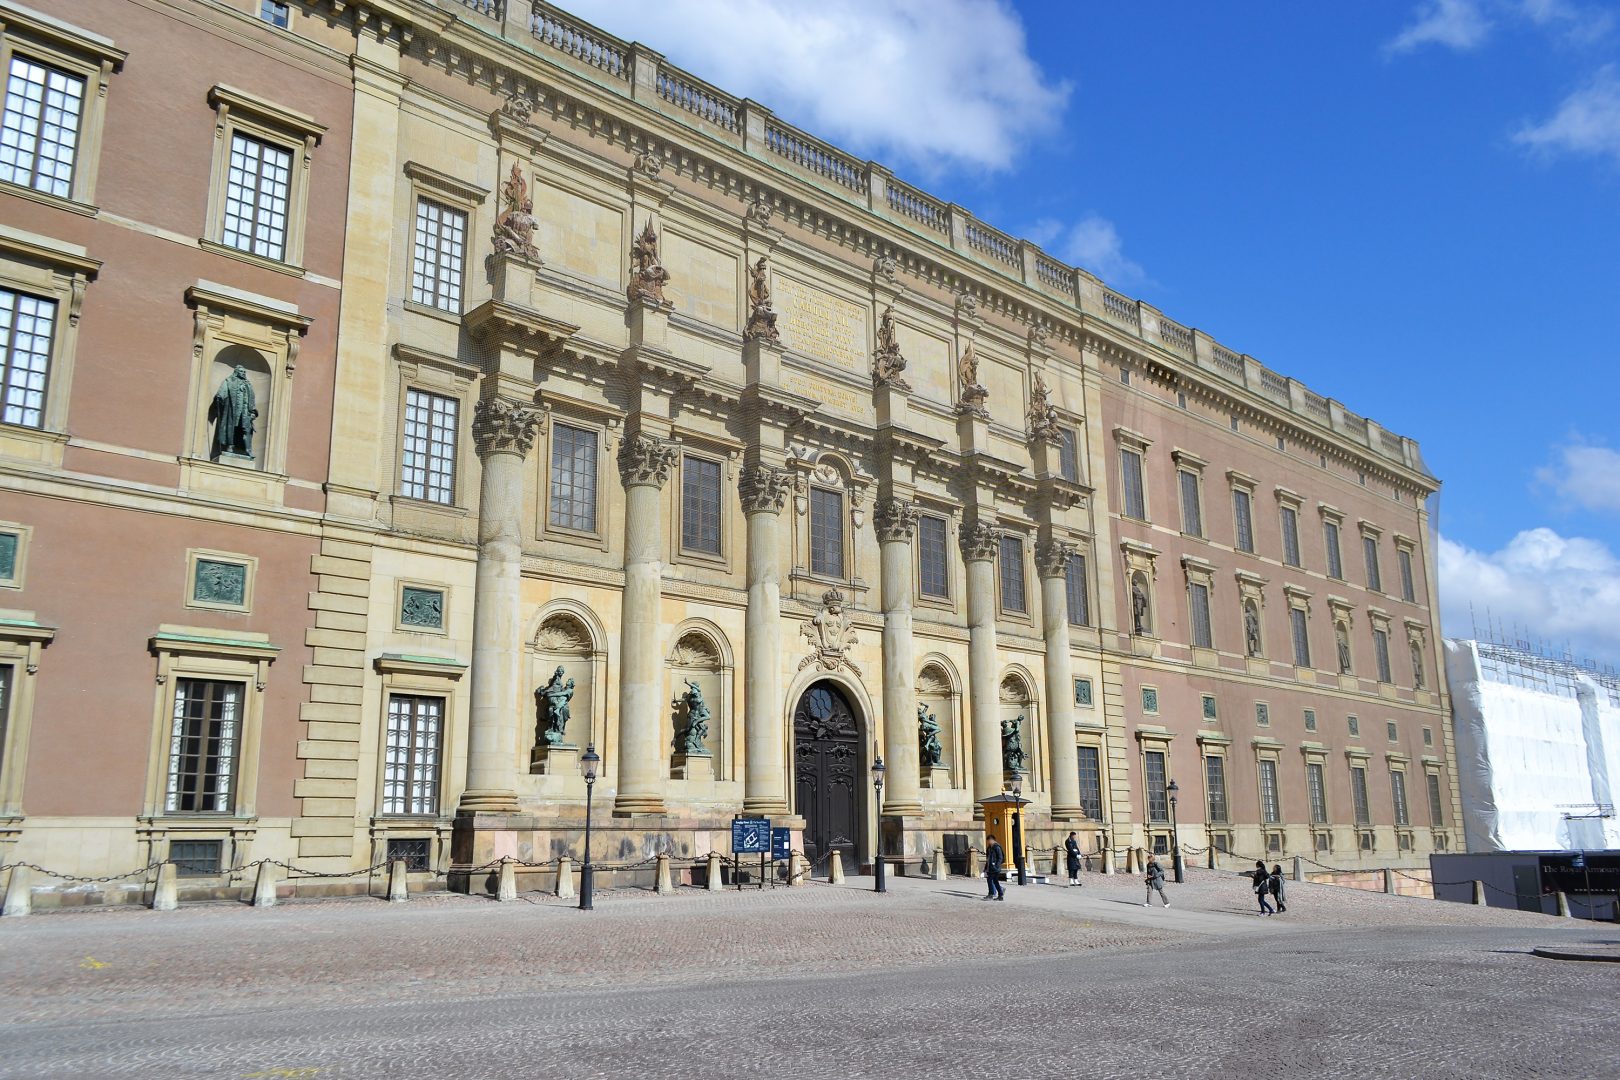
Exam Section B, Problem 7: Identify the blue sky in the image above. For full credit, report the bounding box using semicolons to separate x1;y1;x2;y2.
565;0;1620;662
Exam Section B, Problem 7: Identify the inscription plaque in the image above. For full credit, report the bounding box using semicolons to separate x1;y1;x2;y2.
777;277;867;371
783;371;866;418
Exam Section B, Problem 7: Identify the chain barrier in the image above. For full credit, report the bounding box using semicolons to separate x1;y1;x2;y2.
0;860;165;885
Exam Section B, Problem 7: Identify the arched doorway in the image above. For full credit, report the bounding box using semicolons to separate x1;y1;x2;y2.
792;680;863;876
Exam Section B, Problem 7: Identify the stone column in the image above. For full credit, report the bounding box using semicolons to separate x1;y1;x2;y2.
1037;540;1084;819
740;464;793;814
459;398;542;814
875;498;921;816
613;432;679;815
961;521;1004;810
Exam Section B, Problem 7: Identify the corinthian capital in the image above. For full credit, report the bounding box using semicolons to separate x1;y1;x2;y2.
959;521;1001;562
1035;539;1079;578
872;498;920;543
617;432;679;489
472;397;542;458
738;464;793;514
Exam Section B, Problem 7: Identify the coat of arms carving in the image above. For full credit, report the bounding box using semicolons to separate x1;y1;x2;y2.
799;589;862;677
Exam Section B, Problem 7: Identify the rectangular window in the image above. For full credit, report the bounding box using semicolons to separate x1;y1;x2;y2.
1065;553;1090;626
998;535;1026;613
383;694;443;816
1259;759;1281;824
1179;470;1203;537
1120;448;1146;520
169;839;224;877
1391;770;1410;827
1233;489;1254;552
1351;765;1371;825
917;515;948;599
1426;772;1445;825
1374;628;1392;683
1189;581;1213;648
1304;708;1317;732
680;455;722;555
547;423;598;533
386;837;431;872
1398;549;1416;602
1324;520;1343;579
1290;607;1311;668
1144;750;1169;824
0;56;85;199
809;487;845;578
0;287;56;429
260;0;290;27
1306;762;1328;824
1058;427;1079;482
222;132;293;261
1205;755;1228;824
1364;535;1382;592
165;679;242;813
1280;506;1301;567
399;389;458;504
410;198;467;312
1076;746;1103;821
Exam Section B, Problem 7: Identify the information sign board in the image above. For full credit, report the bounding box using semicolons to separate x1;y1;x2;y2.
731;817;771;854
771;827;791;862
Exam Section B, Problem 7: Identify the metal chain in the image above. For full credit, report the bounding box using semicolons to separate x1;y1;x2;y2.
0;861;165;884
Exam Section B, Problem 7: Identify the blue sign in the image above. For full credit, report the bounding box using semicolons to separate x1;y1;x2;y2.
771;827;791;862
732;817;771;854
1572;852;1586;870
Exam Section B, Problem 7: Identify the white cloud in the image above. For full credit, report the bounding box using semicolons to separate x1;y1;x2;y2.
1384;0;1493;55
1536;438;1620;513
1026;214;1145;286
1440;528;1620;661
1518;0;1616;45
1514;65;1620;164
558;0;1069;174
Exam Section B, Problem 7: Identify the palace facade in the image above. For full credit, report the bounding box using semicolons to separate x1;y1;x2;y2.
0;0;1454;902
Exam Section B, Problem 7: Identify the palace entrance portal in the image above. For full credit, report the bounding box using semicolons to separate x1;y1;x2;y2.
792;681;864;877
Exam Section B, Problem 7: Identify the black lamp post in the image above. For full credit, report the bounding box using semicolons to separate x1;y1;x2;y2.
579;743;599;911
872;753;887;893
1167;778;1185;884
1011;772;1028;887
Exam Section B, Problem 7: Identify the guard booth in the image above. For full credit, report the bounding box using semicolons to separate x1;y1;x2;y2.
981;794;1029;872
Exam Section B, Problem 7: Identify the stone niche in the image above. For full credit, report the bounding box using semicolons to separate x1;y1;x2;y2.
530;612;596;772
916;662;957;789
998;671;1039;788
666;628;728;782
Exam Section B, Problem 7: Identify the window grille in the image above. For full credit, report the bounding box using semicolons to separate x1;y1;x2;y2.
410;198;467;312
809;487;844;578
166;679;242;813
918;515;948;599
386;837;432;873
0;56;84;198
1204;755;1228;823
548;423;598;532
1144;750;1169;823
680;455;722;555
1391;771;1410;827
1351;766;1371;826
998;535;1025;612
383;695;443;816
170;840;224;877
0;287;55;429
1259;760;1281;824
400;389;458;504
1065;553;1090;626
1076;746;1103;821
223;133;293;261
1306;762;1328;824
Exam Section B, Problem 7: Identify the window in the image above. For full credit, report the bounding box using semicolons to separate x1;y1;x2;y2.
680;454;722;555
1426;772;1445;825
1306;762;1328;824
400;389;458;504
204;86;324;268
1201;694;1217;720
1256;702;1270;727
1179;469;1203;537
386;837;431;872
1065;553;1090;626
383;694;443;816
1304;708;1317;732
1205;755;1228;823
165;679;242;813
1076;746;1103;821
1391;770;1410;827
222;133;293;261
1058;427;1079;482
1177;391;1187;409
1324;520;1343;579
1120;367;1131;385
1144;750;1169;824
1351;765;1371;825
170;839;224;877
998;535;1025;613
1280;506;1301;567
1233;489;1254;552
1363;534;1382;592
1189;581;1213;648
1120;448;1146;520
1398;548;1416;602
917;515;948;599
0;286;54;428
1258;759;1281;824
1348;714;1360;737
548;423;598;532
1373;628;1392;683
259;0;290;27
809;487;845;578
1;55;83;199
1290;607;1311;668
410;198;467;313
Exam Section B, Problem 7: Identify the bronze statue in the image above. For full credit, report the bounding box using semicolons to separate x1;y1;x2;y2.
1131;578;1151;636
1244;603;1262;657
209;364;258;460
918;702;942;768
1001;714;1027;773
676;678;711;755
1337;625;1353;675
534;665;576;746
1411;641;1426;690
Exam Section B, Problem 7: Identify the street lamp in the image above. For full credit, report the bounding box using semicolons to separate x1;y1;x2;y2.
1011;772;1028;887
579;743;600;911
872;753;887;893
1167;778;1185;884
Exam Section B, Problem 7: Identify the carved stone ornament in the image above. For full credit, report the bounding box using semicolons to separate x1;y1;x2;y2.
1027;372;1063;446
956;342;990;419
501;94;535;122
747;197;774;226
633;149;664;180
798;588;862;677
1030;323;1051;349
534;614;590;653
1035;539;1078;579
872;254;899;284
959;521;1001;562
737;463;793;514
627;219;671;304
872;498;919;543
491;164;540;263
743;255;780;344
617;432;679;489
871;304;911;391
472;396;542;458
955;291;979;319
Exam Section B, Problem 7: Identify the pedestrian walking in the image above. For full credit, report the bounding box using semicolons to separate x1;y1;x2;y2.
1269;863;1287;914
1252;860;1274;915
1143;853;1170;907
1064;831;1083;886
984;836;1006;901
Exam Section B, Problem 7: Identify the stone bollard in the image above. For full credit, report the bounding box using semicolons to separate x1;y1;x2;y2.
2;864;30;917
829;850;846;884
1292;856;1304;882
1383;868;1396;895
1472;880;1487;906
556;856;575;900
966;849;981;879
251;861;278;908
387;858;408;903
1556;890;1571;917
654;853;674;895
932;851;948;881
1103;847;1115;875
787;852;804;886
1125;848;1138;874
151;862;179;911
1052;847;1064;879
496;858;517;903
706;851;723;892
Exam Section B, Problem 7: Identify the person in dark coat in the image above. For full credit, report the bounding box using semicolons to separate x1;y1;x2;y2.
1252;859;1275;915
1143;854;1170;907
1269;863;1287;913
984;836;1006;901
1064;831;1083;886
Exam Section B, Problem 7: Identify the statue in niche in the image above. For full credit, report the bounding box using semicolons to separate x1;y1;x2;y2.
675;678;711;756
743;255;779;343
956;343;989;418
534;665;576;746
1001;714;1027;773
626;219;671;304
492;164;539;262
1336;624;1353;675
209;364;258;461
871;305;911;391
1411;642;1426;690
918;703;942;768
1244;602;1262;657
1131;576;1151;636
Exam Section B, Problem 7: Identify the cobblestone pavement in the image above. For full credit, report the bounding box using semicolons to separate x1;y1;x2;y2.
2;868;1614;1078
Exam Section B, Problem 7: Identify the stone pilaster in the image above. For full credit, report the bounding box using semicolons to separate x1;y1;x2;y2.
961;520;1003;812
614;431;680;815
740;463;794;814
874;497;922;816
1036;539;1084;819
